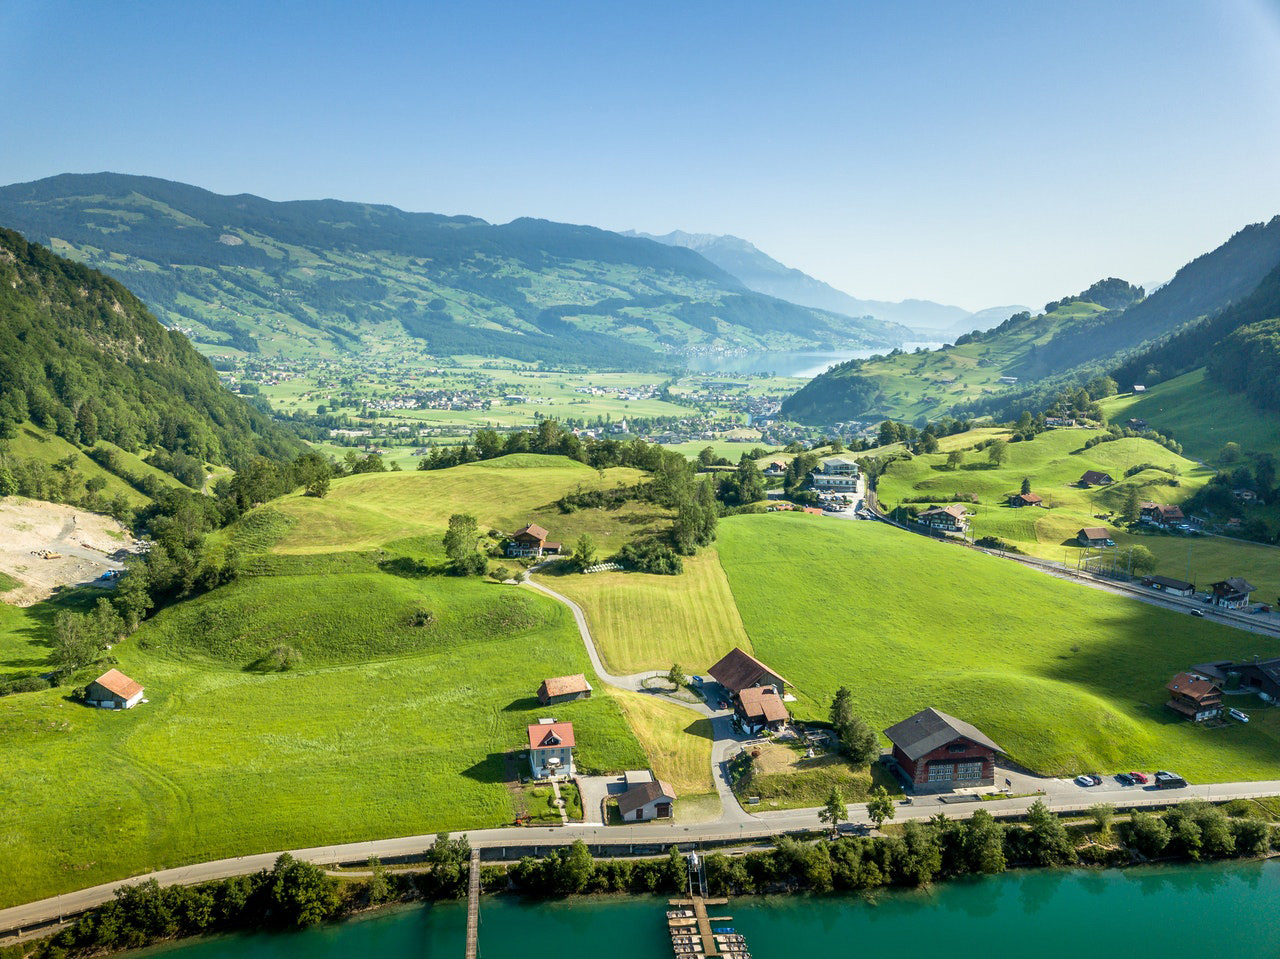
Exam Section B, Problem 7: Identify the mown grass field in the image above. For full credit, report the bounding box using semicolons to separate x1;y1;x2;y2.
0;460;661;908
613;690;717;808
715;512;1280;782
876;427;1280;601
1101;370;1280;464
742;740;902;811
270;455;658;557
547;551;753;675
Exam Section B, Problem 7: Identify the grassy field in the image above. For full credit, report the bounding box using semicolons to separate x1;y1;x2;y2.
876;426;1280;600
612;690;716;798
1101;370;1280;464
269;454;658;557
715;512;1280;782
546;550;753;674
0;459;663;908
741;740;901;811
4;424;185;507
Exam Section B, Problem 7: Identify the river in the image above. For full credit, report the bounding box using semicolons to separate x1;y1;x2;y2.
132;860;1280;957
683;343;944;379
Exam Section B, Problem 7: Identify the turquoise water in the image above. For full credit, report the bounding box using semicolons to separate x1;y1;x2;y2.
683;344;942;378
140;861;1280;957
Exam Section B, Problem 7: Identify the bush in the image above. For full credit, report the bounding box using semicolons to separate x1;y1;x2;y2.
0;676;52;697
618;540;683;575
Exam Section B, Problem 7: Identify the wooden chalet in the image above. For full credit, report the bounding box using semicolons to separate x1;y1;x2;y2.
735;685;789;733
916;503;968;533
1165;672;1223;723
1193;659;1280;702
537;673;593;705
1077;527;1112;547
1078;470;1114;487
707;647;789;694
1139;503;1184;527
1009;492;1043;508
506;523;562;558
884;707;1002;792
1209;577;1255;610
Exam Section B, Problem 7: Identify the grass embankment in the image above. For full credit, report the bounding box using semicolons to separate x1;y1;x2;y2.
1101;370;1280;463
548;550;753;674
5;424;186;507
876;426;1280;601
0;458;657;908
715;513;1280;782
613;689;718;820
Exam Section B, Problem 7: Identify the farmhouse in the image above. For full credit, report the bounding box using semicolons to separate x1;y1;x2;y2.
884;707;1003;792
527;720;575;779
763;460;787;477
1193;659;1280;702
917;503;969;533
1008;492;1043;508
735;685;790;733
1165;672;1223;723
537;673;592;705
1077;527;1113;547
617;777;677;822
1139;503;1184;528
1127;418;1148;430
708;647;790;694
85;669;144;710
1208;577;1255;610
810;457;860;493
1079;470;1114;487
506;523;562;558
1141;574;1195;596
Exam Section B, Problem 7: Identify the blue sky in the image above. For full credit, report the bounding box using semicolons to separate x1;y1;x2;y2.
2;0;1279;309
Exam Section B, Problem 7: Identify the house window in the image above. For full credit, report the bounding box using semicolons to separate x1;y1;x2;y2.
956;761;983;781
927;763;955;782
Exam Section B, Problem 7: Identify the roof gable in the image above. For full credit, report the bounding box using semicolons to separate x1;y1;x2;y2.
617;779;677;815
92;668;143;700
539;674;592;698
707;647;790;693
527;721;576;750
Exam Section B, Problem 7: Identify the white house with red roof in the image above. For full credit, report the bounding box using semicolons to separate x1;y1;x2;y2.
527;719;575;779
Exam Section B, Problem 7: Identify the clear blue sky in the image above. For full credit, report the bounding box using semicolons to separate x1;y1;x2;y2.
3;0;1279;309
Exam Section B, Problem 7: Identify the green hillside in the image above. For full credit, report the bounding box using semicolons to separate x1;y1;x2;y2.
0;173;910;368
717;513;1280;781
783;218;1280;425
0;227;302;495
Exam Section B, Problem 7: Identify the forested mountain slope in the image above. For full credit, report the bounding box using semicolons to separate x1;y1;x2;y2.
0;174;910;367
781;216;1280;425
0;227;302;482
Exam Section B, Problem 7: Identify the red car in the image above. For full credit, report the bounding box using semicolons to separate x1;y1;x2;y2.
1128;771;1149;784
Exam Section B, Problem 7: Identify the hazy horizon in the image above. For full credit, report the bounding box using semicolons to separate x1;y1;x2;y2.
3;0;1279;309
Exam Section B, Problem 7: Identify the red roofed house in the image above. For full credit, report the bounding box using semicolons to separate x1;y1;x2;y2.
537;673;593;705
735;685;790;733
527;720;575;779
507;523;562;558
1166;672;1223;723
884;707;1003;792
86;669;144;710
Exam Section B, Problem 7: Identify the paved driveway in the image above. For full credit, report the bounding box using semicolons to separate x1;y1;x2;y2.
577;774;626;825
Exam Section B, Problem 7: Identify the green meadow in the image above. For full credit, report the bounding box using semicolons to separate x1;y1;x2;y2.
0;459;658;908
716;512;1280;783
875;426;1279;601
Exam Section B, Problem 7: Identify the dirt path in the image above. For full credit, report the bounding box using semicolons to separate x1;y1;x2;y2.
0;499;138;606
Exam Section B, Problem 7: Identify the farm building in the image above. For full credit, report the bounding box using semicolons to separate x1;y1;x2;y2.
708;647;790;694
527;720;575;779
884;707;1002;792
1008;492;1043;508
506;523;562;558
617;778;677;822
1127;418;1148;430
1142;574;1195;597
735;685;789;733
537;674;592;705
917;503;969;533
1193;659;1280;702
1208;577;1255;610
1079;470;1114;487
85;669;144;710
763;460;787;477
1077;527;1113;547
1165;672;1223;722
1140;503;1184;528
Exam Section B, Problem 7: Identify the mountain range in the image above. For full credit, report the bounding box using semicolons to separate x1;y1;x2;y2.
0;174;913;370
626;229;1028;335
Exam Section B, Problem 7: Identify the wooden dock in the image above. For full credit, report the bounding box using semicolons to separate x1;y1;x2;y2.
668;896;745;957
464;850;481;959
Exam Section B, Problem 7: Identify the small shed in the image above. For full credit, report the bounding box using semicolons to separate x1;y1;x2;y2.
617;779;677;822
86;669;144;710
1077;527;1112;547
537;674;593;705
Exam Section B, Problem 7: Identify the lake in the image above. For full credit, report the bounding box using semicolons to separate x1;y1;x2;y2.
134;860;1280;958
683;344;943;379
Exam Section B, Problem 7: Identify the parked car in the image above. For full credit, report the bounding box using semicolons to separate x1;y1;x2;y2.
691;675;703;686
1076;774;1097;787
1154;770;1188;789
1089;774;1102;786
1115;773;1134;786
1229;708;1250;723
1128;771;1149;784
1190;610;1205;617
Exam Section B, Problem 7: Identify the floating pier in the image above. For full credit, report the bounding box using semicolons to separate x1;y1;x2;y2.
666;852;751;957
